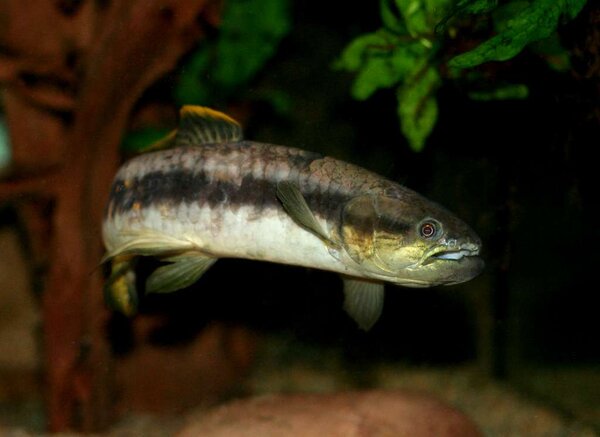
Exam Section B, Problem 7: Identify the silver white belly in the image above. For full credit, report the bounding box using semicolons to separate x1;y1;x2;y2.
103;203;361;276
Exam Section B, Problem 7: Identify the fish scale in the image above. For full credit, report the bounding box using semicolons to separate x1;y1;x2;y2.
106;142;381;229
104;142;370;274
102;105;483;330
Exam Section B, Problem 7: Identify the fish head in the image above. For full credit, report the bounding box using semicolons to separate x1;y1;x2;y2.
340;188;483;287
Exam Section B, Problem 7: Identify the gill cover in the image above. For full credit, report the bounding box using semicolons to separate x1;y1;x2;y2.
340;195;377;264
341;195;420;276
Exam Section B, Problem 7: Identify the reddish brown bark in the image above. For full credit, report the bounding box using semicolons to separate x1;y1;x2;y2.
0;0;222;431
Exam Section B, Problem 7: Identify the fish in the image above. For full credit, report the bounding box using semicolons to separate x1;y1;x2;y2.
102;105;484;330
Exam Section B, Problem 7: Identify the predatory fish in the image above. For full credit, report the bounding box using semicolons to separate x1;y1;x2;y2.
102;106;483;330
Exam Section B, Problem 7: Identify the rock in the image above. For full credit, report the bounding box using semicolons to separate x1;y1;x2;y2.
177;390;481;437
115;322;256;415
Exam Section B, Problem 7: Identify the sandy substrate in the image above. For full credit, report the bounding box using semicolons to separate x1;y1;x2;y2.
2;345;597;436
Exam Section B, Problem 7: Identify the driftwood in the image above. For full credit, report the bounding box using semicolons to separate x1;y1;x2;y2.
0;0;222;431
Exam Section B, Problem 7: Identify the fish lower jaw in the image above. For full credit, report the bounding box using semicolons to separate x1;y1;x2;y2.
432;249;476;261
427;240;481;262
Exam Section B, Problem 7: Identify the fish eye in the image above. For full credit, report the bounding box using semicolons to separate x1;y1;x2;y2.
419;220;440;240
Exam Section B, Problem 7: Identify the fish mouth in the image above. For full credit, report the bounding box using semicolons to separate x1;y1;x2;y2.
382;240;483;288
433;250;472;260
421;241;481;265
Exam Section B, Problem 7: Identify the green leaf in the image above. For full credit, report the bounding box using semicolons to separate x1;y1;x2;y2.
395;0;429;36
381;0;407;34
492;1;529;33
336;28;429;101
351;57;399;100
449;0;588;69
350;43;425;100
215;0;290;90
394;0;455;36
335;31;394;72
174;0;291;105
563;0;587;19
468;83;529;100
175;49;211;106
456;0;498;14
530;33;571;72
397;65;440;151
436;0;498;32
391;43;428;75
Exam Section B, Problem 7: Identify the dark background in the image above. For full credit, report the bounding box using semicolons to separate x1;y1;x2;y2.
127;0;598;372
1;0;598;432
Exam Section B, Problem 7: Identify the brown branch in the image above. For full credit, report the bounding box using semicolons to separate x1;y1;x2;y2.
0;170;58;196
4;77;77;112
1;0;224;431
0;89;69;176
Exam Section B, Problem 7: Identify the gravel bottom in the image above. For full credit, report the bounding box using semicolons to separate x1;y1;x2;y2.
1;336;598;436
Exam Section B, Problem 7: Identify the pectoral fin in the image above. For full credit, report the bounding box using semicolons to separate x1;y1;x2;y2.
146;252;217;294
342;278;385;331
276;181;337;247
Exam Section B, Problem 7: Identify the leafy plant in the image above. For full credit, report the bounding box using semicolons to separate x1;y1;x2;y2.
336;0;588;151
175;0;291;106
124;0;291;153
449;0;586;68
336;0;451;152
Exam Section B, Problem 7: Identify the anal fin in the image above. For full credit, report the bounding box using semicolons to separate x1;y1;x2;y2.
146;252;217;294
101;231;199;264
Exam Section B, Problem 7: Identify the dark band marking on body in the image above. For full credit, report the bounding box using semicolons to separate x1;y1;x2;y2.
107;168;356;223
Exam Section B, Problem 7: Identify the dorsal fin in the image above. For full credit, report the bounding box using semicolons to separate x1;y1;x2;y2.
175;105;243;146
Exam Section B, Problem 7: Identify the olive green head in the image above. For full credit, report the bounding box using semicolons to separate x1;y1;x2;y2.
340;188;483;287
